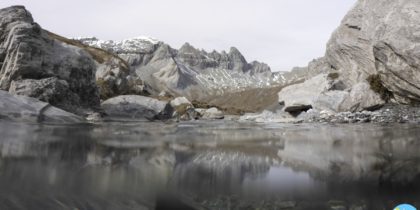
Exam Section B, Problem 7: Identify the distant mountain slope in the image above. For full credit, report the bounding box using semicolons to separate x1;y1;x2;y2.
77;37;300;101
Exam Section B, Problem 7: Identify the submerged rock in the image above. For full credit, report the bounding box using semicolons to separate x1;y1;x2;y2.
300;104;420;124
239;110;300;123
101;95;173;120
0;90;83;123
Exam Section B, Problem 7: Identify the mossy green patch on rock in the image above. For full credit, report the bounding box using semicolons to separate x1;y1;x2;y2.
327;72;340;80
366;74;392;102
96;78;114;100
174;103;192;115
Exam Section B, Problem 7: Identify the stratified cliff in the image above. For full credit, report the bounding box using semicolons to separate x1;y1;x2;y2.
278;0;420;114
0;6;100;114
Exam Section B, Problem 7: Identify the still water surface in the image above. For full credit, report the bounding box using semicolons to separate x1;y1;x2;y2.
0;120;419;209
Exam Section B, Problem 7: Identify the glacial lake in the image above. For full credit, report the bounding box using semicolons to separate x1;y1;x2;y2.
0;120;419;210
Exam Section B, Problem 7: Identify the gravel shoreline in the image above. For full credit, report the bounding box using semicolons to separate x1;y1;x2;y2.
302;104;420;124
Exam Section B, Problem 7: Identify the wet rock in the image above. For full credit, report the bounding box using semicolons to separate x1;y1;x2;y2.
0;90;83;123
101;95;173;120
276;201;297;209
301;104;420;124
350;203;367;210
328;200;347;210
240;110;301;123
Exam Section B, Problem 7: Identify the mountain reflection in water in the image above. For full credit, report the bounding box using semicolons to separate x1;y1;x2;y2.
0;120;419;210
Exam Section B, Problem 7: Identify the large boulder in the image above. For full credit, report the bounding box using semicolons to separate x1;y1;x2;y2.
279;0;420;112
0;6;100;113
196;107;224;120
278;74;330;114
0;90;83;123
101;95;173;120
169;96;192;108
324;0;420;103
169;97;200;121
339;82;385;112
9;77;80;112
278;74;385;114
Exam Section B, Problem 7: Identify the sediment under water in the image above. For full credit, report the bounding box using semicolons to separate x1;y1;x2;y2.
0;120;419;210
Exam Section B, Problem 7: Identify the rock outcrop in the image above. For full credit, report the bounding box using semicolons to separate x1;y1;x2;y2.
326;0;420;103
278;0;420;114
101;95;173;120
0;90;83;123
169;97;199;121
278;74;384;114
197;107;224;120
0;6;100;114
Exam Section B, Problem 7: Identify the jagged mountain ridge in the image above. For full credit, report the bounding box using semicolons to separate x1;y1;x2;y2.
77;37;296;101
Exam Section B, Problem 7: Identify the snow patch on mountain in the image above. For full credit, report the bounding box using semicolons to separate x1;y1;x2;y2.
77;36;159;54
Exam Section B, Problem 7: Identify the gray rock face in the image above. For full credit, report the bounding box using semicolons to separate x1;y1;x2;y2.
278;74;329;113
339;82;385;112
278;0;420;113
0;90;83;123
9;77;80;112
169;97;192;108
101;95;173;120
169;97;200;121
0;6;100;113
325;0;420;103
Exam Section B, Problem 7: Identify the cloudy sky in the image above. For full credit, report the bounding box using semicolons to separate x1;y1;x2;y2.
1;0;355;71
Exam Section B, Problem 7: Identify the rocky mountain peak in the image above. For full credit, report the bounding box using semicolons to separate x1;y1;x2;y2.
228;47;246;61
0;5;33;25
178;42;198;54
75;33;286;103
249;61;271;75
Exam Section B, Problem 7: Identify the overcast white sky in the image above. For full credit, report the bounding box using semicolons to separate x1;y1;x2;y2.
0;0;356;71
